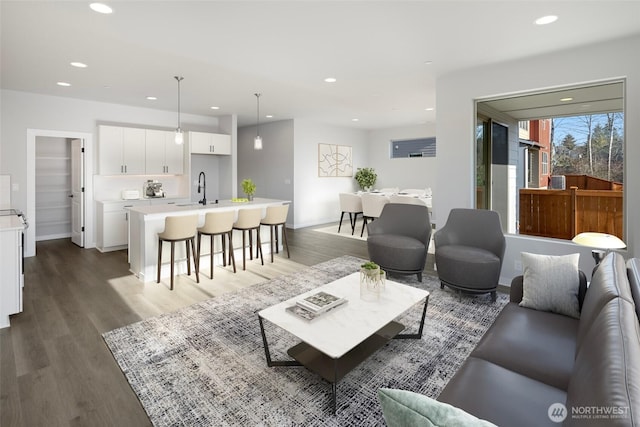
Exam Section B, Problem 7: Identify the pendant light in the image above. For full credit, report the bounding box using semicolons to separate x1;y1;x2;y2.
254;93;263;150
174;76;184;145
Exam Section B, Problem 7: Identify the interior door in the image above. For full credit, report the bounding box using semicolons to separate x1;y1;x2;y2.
71;139;84;247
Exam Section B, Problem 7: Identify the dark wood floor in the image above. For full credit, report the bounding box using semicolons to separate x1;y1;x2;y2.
1;224;437;427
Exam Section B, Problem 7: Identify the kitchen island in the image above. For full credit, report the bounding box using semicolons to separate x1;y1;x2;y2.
128;198;290;283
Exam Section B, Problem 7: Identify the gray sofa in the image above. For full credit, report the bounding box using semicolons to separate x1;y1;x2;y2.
438;252;640;426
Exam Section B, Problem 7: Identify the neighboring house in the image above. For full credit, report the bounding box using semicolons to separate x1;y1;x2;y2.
519;119;552;189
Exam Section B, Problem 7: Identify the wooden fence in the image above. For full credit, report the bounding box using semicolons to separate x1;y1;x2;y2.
519;187;623;240
564;174;624;191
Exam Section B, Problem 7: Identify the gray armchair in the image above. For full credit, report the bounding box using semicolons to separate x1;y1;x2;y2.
434;208;505;301
366;203;431;282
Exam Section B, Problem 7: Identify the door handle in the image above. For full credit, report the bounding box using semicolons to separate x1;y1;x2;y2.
69;194;74;198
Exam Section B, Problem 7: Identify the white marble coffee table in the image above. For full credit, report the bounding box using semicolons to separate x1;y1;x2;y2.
257;272;430;413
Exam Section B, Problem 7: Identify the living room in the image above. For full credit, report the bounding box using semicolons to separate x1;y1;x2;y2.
2;1;640;426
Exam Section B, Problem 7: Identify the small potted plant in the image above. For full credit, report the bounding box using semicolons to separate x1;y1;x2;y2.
360;261;383;301
241;178;256;201
354;167;377;191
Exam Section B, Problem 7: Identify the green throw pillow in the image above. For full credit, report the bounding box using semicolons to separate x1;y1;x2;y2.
377;388;497;427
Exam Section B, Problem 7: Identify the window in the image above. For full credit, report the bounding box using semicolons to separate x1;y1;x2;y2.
476;81;624;241
391;137;436;159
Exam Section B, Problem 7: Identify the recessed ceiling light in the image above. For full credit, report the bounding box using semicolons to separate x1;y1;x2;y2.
352;118;359;122
146;96;157;100
324;77;337;83
57;81;71;87
425;107;434;111
70;62;87;68
90;3;113;14
535;15;558;25
424;60;433;65
560;97;573;102
210;106;220;110
265;115;273;118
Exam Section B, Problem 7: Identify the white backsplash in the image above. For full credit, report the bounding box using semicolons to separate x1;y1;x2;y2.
94;174;189;201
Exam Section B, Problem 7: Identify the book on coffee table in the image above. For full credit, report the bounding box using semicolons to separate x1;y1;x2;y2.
286;298;347;322
296;291;346;314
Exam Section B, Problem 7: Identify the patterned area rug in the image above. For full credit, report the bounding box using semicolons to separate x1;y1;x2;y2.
103;256;507;426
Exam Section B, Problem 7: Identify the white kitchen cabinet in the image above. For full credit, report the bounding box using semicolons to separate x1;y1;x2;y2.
97;200;150;251
145;129;184;175
189;131;231;155
99;125;146;175
0;219;24;329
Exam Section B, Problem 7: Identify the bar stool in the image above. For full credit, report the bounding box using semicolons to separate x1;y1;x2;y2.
260;204;290;263
197;210;236;278
232;208;264;270
157;214;199;290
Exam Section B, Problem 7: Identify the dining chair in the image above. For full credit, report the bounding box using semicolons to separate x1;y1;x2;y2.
361;193;390;237
197;210;236;278
338;193;363;235
157;214;199;290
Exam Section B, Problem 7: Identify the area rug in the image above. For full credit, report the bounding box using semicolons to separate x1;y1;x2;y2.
103;255;507;426
313;220;369;241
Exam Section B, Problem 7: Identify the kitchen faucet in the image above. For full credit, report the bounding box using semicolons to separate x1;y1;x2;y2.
197;171;207;205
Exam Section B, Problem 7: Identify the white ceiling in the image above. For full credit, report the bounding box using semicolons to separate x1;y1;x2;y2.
480;81;625;120
2;1;640;130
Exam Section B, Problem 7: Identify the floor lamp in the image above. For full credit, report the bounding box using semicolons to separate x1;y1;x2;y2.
572;232;626;265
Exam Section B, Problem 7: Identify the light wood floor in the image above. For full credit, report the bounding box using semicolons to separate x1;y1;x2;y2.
0;224;435;427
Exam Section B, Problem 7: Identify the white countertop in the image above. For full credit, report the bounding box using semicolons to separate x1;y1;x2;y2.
96;196;188;203
128;198;290;216
0;216;26;232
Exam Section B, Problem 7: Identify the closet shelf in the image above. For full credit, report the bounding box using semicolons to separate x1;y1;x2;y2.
36;156;71;161
36;220;72;227
36;204;71;211
36;187;72;193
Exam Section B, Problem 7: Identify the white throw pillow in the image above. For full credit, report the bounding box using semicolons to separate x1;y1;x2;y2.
520;252;581;319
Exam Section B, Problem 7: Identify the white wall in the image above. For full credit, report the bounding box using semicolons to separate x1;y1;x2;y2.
367;123;437;220
436;34;640;284
236;119;436;228
293;120;368;228
1;90;222;255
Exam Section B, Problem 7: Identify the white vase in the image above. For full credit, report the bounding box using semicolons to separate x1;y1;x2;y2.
360;267;382;301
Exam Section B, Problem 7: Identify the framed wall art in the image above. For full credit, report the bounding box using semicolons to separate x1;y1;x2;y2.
318;143;353;177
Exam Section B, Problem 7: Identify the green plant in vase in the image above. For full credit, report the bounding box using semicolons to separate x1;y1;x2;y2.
360;261;383;300
241;178;256;201
354;167;377;191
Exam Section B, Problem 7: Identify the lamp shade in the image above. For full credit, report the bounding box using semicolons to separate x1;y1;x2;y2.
254;135;263;150
175;128;184;145
572;232;626;249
